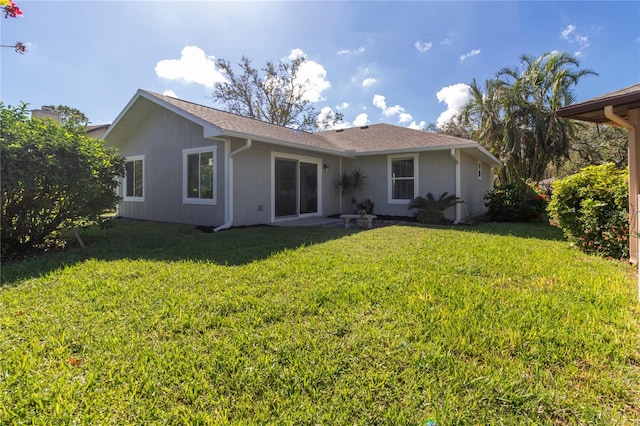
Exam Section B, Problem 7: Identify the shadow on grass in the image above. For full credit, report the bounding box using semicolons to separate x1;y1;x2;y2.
1;218;358;286
458;221;566;241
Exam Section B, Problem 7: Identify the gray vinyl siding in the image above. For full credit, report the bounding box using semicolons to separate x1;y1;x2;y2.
116;106;226;226
231;140;342;226
459;151;494;219
340;150;456;218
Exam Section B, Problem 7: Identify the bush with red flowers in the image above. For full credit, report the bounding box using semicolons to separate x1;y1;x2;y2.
484;179;548;222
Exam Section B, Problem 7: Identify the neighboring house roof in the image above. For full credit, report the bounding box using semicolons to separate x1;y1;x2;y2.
556;83;640;123
86;124;110;139
105;89;501;167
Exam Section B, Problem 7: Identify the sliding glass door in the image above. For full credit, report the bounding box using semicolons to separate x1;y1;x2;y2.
274;156;319;219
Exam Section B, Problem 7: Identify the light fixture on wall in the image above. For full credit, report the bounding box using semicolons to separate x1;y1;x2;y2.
323;163;329;171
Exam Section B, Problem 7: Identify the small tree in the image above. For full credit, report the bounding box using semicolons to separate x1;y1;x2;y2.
338;168;367;213
1;103;124;259
211;55;342;131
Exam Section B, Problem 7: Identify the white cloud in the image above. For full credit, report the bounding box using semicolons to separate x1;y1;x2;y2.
436;83;471;127
415;41;433;53
352;113;369;127
337;46;365;55
441;38;451;45
560;24;591;55
398;112;413;124
460;49;481;61
373;94;405;117
408;121;426;130
288;48;306;60
336;102;349;110
561;24;576;40
155;46;227;88
162;90;178;98
317;106;352;130
362;78;377;87
287;49;331;103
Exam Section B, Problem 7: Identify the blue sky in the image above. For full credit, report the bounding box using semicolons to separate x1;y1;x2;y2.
1;1;639;129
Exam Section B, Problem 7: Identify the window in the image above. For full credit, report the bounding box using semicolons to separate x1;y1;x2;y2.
124;155;144;201
478;161;483;180
183;146;217;205
388;154;419;203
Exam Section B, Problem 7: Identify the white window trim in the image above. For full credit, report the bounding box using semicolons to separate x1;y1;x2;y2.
478;160;483;180
388;153;419;204
271;151;322;223
123;155;144;202
183;145;217;205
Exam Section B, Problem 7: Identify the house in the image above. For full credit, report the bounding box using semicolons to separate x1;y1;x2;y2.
104;90;501;229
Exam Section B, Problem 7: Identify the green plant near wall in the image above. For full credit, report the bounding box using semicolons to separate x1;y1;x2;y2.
408;192;460;223
338;168;368;212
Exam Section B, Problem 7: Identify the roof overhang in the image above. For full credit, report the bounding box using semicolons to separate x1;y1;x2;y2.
351;143;502;168
556;83;640;124
103;90;222;147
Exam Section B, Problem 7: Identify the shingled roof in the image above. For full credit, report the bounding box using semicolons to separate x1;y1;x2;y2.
105;89;500;166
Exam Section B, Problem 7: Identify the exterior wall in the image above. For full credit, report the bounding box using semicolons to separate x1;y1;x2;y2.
459;151;494;220
116;106;226;226
231;140;342;226
341;150;456;218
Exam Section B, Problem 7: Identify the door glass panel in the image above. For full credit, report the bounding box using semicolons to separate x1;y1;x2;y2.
275;159;297;217
299;162;318;214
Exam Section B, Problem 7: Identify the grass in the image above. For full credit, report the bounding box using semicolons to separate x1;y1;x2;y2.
1;219;639;424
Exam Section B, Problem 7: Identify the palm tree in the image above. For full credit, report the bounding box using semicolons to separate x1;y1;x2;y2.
459;52;596;182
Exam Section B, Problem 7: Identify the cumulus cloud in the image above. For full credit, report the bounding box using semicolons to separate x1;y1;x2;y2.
155;46;227;87
162;90;178;98
436;83;471;127
336;102;350;110
398;113;413;124
362;78;377;87
352;113;369;127
415;41;433;53
408;121;426;130
337;46;365;55
460;49;481;61
373;94;405;117
285;48;332;103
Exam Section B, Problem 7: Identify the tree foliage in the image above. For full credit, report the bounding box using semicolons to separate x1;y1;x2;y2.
1;103;124;259
459;52;596;182
211;55;342;131
43;105;90;127
553;123;627;177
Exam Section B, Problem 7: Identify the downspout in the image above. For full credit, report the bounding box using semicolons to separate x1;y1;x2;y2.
450;148;462;224
214;139;252;232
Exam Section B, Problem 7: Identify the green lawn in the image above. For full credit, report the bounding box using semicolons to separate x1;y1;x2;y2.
1;220;639;424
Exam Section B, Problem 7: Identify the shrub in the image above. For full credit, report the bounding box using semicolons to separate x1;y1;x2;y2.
1;102;124;259
357;198;374;215
484;180;547;222
408;192;460;223
547;163;628;259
